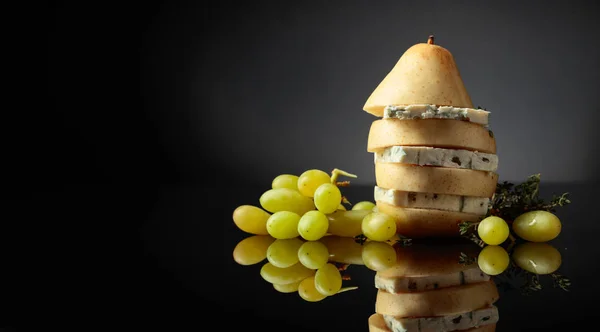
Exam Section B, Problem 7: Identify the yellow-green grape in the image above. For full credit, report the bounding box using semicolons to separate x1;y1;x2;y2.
297;169;331;197
272;174;299;190
298;210;329;241
314;183;342;214
232;235;276;266
327;210;370;237
361;212;397;242
319;236;364;265
273;280;301;293
298;276;327;302
297;240;329;269
267;238;304;268
512;210;562;242
314;263;342;296
352;201;376;211
260;262;315;284
337;204;346;211
266;211;301;239
512;242;562;275
477;245;510;276
259;188;315;215
362;241;397;272
477;216;510;245
232;205;271;235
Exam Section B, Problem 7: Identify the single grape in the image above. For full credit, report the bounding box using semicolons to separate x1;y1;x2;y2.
232;205;271;235
259;188;315;215
266;211;301;239
272;174;299;190
273;280;301;293
298;276;327;302
319;236;364;265
314;183;342;214
267;238;304;268
352;201;376;211
477;216;510;245
232;235;276;266
298;210;329;241
477;245;509;276
512;210;562;242
361;241;397;272
362;212;397;242
298;240;329;269
327;210;370;237
314;263;342;296
260;262;315;285
297;169;331;197
337;204;346;211
512;242;562;275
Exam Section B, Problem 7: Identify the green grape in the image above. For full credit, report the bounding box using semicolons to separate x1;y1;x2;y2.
352;201;376;211
314;263;342;296
512;210;562;242
259;188;315;215
319;236;364;265
267;238;304;268
314;183;342;214
337;204;346;211
298;276;327;302
512;242;562;275
260;262;315;284
273;280;301;293
232;235;275;266
297;169;331;197
232;205;271;235
361;212;397;242
477;245;509;276
298;210;329;241
327;210;370;237
298;240;329;269
272;174;299;190
477;216;510;245
361;241;397;272
266;211;301;239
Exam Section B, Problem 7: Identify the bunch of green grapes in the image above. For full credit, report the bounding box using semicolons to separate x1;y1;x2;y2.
232;234;399;302
232;168;400;244
473;211;563;276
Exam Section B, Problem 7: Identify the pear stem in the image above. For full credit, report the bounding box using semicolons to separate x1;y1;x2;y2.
428;35;434;45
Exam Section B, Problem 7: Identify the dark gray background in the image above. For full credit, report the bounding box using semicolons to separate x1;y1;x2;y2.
45;0;600;189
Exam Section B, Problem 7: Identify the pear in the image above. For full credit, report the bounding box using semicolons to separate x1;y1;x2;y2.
363;36;473;117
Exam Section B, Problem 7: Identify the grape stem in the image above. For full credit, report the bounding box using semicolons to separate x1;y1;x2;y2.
337;286;358;293
330;168;357;184
336;181;351;187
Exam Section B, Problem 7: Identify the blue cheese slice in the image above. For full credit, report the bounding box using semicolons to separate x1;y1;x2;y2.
383;305;499;332
374;186;490;215
384;104;490;126
374;146;498;172
374;267;490;293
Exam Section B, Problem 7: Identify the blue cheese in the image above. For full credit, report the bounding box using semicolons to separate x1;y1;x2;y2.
374;186;490;215
374;267;490;293
384;104;490;126
375;146;498;172
383;305;498;332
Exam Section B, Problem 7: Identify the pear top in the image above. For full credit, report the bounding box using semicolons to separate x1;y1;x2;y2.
363;36;473;117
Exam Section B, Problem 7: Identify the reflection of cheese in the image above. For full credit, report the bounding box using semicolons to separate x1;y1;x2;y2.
374;186;489;215
375;266;490;293
383;305;499;332
375;146;498;172
368;118;496;154
376;163;498;198
384;104;490;126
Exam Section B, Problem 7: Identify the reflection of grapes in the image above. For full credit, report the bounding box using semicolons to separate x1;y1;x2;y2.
512;242;561;275
477;245;509;275
298;241;329;269
298;276;327;302
362;241;397;272
232;235;275;266
267;238;303;268
315;263;343;296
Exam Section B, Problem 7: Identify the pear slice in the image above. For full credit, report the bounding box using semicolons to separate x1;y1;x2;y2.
363;36;473;117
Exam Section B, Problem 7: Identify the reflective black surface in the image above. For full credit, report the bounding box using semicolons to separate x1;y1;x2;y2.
20;182;599;330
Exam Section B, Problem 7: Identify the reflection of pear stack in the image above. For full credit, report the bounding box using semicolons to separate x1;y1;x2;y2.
368;241;500;332
364;36;498;238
